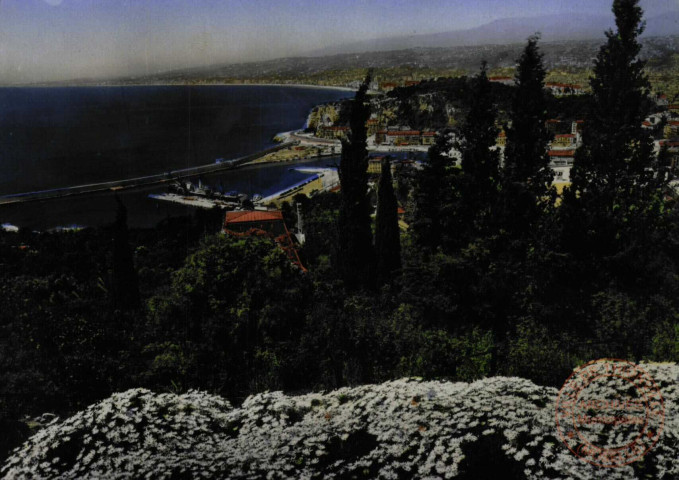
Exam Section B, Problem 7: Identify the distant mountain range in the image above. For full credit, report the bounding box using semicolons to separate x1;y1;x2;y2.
307;11;679;56
38;11;679;87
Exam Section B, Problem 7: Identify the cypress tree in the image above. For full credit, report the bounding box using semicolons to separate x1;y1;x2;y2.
456;62;500;242
412;131;455;251
336;72;375;289
500;35;553;237
375;157;401;284
564;0;665;257
112;196;140;310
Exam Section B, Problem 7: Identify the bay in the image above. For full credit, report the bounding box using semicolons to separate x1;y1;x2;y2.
0;85;352;229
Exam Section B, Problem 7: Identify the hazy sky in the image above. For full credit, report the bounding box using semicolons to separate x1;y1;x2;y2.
0;0;677;84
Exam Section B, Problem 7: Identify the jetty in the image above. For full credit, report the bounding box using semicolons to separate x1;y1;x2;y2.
0;143;294;206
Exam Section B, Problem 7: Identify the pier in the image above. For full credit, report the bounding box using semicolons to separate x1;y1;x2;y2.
0;143;294;206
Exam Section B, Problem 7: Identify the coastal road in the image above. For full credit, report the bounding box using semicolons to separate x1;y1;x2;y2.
0;143;294;206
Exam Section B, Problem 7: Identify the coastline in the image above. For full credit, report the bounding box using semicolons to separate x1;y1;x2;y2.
0;82;358;92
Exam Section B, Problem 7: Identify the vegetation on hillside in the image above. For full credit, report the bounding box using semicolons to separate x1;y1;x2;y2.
2;0;679;472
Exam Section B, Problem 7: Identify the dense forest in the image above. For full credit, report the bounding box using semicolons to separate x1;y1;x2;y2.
1;0;678;467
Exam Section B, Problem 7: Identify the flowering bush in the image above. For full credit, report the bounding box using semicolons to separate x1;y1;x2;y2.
3;363;678;479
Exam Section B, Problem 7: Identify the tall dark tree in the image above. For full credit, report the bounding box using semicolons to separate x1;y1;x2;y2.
500;35;553;237
563;0;666;262
455;62;501;242
411;131;455;251
111;196;140;310
336;71;375;289
375;157;401;284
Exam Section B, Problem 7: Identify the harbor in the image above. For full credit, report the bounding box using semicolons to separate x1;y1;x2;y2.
148;166;340;210
0;143;294;206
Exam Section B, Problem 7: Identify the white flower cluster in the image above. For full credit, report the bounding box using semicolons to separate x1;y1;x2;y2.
2;363;678;479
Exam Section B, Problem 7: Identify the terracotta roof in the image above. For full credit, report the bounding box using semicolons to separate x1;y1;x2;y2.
643;121;652;126
225;211;283;224
549;150;576;157
386;130;420;136
546;119;561;124
555;134;575;138
489;76;512;81
669;121;679;126
397;207;406;215
422;131;436;136
498;131;506;138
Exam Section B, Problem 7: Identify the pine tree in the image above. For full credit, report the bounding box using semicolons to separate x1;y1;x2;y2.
455;62;501;242
375;157;401;284
412;131;455;251
564;0;665;257
500;35;553;237
336;72;375;289
112;196;140;310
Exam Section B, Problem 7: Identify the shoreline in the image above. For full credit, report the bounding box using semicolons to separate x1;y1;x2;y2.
0;82;358;92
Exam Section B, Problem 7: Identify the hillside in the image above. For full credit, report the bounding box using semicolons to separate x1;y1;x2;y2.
307;11;679;56
75;36;679;93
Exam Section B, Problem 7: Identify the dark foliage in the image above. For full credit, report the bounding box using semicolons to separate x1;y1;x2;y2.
336;71;375;289
374;158;402;285
3;1;679;469
500;35;554;238
111;196;140;310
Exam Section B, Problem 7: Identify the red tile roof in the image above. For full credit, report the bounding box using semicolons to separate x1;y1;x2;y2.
225;211;283;224
386;130;420;136
669;121;679;126
397;207;406;215
546;82;582;89
549;150;576;157
422;131;436;136
555;134;575;138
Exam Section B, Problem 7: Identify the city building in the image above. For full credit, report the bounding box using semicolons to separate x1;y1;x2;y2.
317;125;349;141
489;76;513;85
366;118;381;136
421;131;436;145
546;82;584;96
552;134;577;148
380;82;399;92
496;130;507;147
664;121;679;139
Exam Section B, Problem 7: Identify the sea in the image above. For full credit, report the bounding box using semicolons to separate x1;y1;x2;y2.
0;85;353;230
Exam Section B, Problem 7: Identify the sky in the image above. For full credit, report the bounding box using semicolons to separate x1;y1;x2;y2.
0;0;677;84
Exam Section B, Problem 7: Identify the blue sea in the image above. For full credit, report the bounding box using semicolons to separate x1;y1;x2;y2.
0;86;352;229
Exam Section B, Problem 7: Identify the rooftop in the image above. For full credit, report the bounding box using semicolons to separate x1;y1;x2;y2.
225;210;283;224
549;150;576;157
